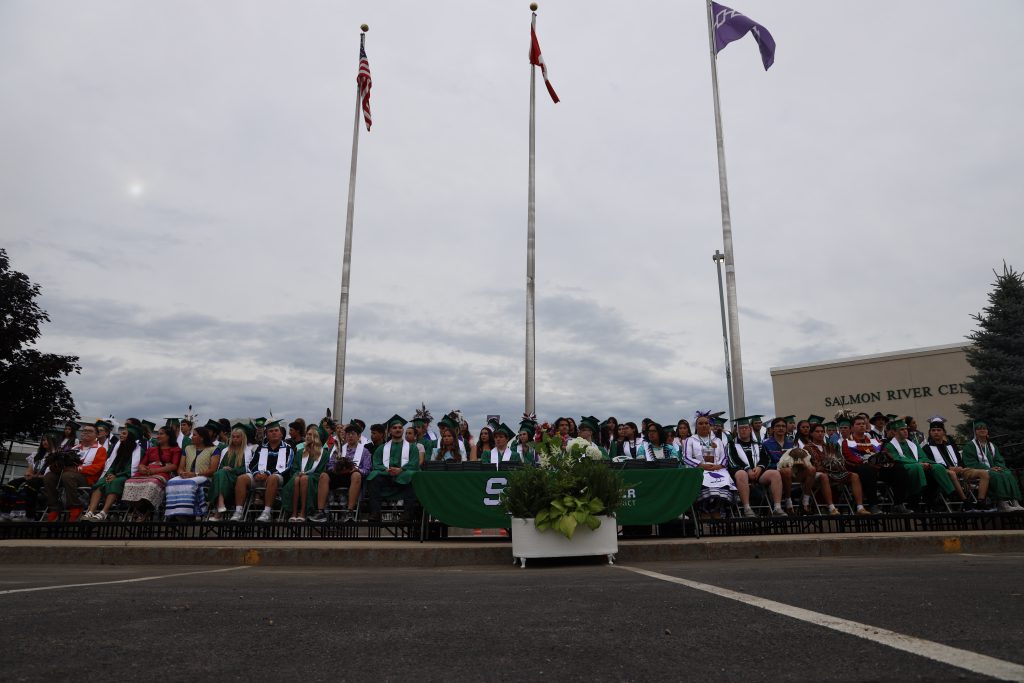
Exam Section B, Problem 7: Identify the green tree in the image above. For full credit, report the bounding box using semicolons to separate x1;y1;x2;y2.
0;248;81;442
959;263;1024;466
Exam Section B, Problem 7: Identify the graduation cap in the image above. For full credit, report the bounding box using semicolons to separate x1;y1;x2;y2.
807;415;825;425
264;419;285;431
870;412;886;422
493;423;516;440
885;413;898;422
203;419;222;433
385;414;407;428
94;419;113;431
518;418;537;435
253;417;268;427
749;415;764;423
732;416;753;427
351;418;366;432
823;421;837;429
125;424;143;440
782;415;796;422
973;420;989;430
927;415;947;426
437;415;461;433
164;417;181;428
837;417;853;428
317;425;331;441
711;415;728;426
140;419;156;432
232;421;256;441
578;416;600;434
888;418;907;430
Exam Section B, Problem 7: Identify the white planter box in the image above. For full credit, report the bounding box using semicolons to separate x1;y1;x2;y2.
510;516;618;568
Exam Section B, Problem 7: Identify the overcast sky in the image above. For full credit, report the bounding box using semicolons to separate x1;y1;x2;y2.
2;0;1022;430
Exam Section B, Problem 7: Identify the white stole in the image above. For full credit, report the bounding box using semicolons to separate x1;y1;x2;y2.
928;443;959;468
382;440;412;468
489;447;514;469
76;445;100;468
972;440;991;467
254;445;290;473
732;442;760;469
888;438;920;461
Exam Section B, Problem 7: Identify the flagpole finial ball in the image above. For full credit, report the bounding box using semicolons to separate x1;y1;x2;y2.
361;24;369;32
529;3;538;11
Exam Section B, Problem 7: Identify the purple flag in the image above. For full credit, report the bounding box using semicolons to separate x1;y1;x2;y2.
711;2;776;70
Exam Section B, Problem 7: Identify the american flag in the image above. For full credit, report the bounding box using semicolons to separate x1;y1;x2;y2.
529;21;559;104
357;34;372;131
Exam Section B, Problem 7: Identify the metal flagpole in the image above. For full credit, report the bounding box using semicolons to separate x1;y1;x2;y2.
525;4;538;415
705;0;746;416
713;250;734;420
333;25;369;420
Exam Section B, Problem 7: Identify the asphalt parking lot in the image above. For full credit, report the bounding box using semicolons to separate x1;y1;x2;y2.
1;553;1022;682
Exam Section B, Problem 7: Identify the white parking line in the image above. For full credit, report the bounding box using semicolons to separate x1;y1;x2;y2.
0;566;251;596
617;565;1024;682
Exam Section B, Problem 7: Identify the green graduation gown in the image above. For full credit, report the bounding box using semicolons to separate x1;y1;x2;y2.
884;438;955;496
369;441;420;485
91;444;139;497
962;439;1022;501
479;446;529;466
209;450;249;507
280;446;330;514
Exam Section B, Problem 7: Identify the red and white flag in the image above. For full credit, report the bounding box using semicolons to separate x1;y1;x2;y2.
529;23;559;103
357;34;372;131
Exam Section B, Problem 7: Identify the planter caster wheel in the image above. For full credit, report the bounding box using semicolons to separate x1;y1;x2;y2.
607;554;616;565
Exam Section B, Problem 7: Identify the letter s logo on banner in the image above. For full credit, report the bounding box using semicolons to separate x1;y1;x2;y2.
483;477;507;506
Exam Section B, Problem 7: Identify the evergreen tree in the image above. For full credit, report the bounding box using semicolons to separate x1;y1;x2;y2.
0;248;81;443
959;263;1024;466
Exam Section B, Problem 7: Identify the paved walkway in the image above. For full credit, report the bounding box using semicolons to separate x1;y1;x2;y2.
1;529;1022;566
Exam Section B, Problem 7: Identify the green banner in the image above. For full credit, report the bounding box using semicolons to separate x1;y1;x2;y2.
412;468;703;529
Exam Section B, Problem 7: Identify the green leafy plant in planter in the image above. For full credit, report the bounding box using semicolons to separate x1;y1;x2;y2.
499;432;626;539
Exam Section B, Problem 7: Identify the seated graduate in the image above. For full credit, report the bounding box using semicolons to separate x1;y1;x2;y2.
671;420;692;451
367;415;420;522
231;419;295;522
575;416;609;459
281;425;330;523
804;421;870;516
512;416;538;464
122;425;180;522
682;411;735;518
794;419;813;449
636;421;678;461
208;426;253;521
432;416;467;462
789;416;839;515
883;418;958;510
43;422;109;522
609;422;641;459
95;420;116;453
922;416;990;510
761;417;798;514
842;414;911;514
1;432;59;521
83;424;144;521
962;420;1023;512
164;426;220;520
598;417;617;451
317;423;371;521
58;420;78;451
480;423;524;467
726;417;785;517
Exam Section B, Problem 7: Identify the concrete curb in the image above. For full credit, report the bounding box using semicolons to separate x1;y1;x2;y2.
1;530;1023;566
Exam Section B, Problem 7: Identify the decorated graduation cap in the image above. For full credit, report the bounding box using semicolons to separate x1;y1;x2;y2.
578;416;600;434
385;414;407;428
807;415;825;425
493;423;516;440
253;417;268;427
518;417;537;435
437;415;461;433
711;415;728;426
